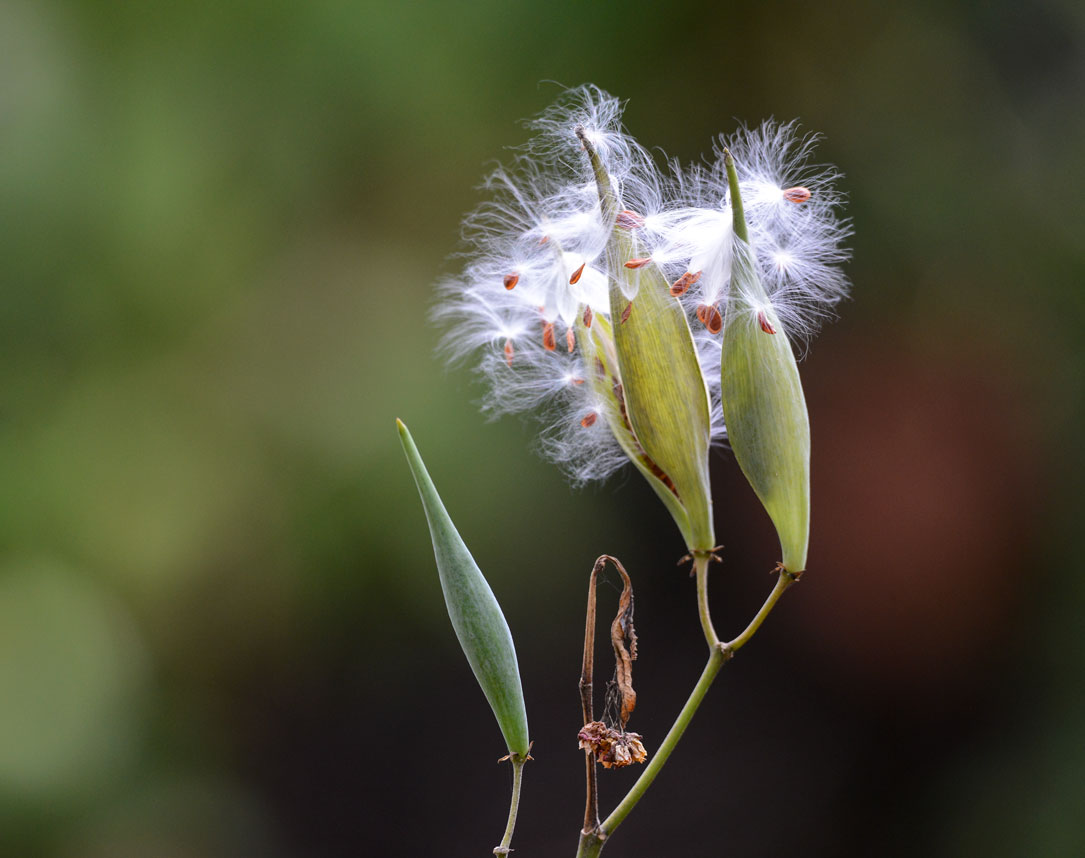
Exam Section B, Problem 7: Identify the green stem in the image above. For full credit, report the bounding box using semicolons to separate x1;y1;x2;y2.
727;570;795;652
576;647;727;858
574;567;794;858
694;553;720;650
494;755;526;856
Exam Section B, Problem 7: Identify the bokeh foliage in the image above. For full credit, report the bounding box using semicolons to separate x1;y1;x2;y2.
1;0;1083;855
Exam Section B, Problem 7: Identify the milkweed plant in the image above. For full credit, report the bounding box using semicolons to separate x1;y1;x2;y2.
398;85;850;857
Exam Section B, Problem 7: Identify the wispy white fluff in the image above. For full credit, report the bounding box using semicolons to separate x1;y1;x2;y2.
436;88;850;485
651;120;852;343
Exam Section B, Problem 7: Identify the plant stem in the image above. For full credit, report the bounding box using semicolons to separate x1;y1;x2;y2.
494;755;526;856
694;553;720;650
575;564;794;858
580;558;604;834
576;645;728;858
727;569;795;652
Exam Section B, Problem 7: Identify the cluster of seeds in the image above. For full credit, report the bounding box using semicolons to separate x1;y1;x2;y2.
437;86;850;485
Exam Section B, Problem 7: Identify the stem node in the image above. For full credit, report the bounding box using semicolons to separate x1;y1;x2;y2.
493;754;526;856
572;562;796;856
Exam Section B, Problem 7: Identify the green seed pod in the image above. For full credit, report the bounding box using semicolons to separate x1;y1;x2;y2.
397;419;531;758
719;153;811;573
576;312;695;550
578;130;715;553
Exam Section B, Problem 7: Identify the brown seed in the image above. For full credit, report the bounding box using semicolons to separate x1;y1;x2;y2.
569;262;586;285
757;310;777;334
624;257;651;269
538;235;550;245
782;186;811;204
615;209;645;229
542;321;556;351
620;301;633;324
504;340;514;366
503;273;519;290
566;327;576;353
697;303;723;334
580;412;598;428
571;377;584;385
583;305;593;328
669;270;702;297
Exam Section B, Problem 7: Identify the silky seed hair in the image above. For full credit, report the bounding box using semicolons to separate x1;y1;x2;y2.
436;87;850;485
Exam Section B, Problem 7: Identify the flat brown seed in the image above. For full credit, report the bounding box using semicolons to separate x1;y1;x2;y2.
624;257;651;269
542;322;556;351
569;262;586;285
782;186;811;203
757;310;777;334
669;270;701;297
620;301;633;324
615;209;645;229
583;305;593;328
697;303;723;334
566;327;576;353
504;340;514;366
503;273;519;290
580;412;598;428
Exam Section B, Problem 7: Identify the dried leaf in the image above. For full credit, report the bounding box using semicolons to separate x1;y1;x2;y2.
577;721;647;769
578;557;646;774
609;566;637;728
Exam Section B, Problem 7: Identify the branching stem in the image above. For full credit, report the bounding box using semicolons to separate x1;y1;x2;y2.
727;568;795;652
575;560;795;858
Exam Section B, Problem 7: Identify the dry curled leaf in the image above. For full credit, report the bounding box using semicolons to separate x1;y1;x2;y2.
578;721;647;769
610;570;637;728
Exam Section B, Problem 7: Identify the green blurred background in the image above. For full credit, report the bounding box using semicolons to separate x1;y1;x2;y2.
2;0;1083;855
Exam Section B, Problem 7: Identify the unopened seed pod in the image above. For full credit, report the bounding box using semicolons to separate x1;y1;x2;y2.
397;420;531;758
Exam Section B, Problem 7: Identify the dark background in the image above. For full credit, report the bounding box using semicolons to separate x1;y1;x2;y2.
2;0;1083;855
